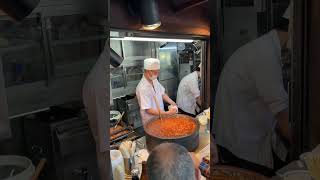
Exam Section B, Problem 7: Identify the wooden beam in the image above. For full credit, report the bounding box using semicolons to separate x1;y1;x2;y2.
174;0;208;13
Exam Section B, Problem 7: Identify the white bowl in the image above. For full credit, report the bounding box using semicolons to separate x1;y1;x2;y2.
110;110;121;121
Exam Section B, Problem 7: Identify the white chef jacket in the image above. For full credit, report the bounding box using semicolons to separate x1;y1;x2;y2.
82;44;111;180
213;30;288;168
176;71;200;115
136;75;165;125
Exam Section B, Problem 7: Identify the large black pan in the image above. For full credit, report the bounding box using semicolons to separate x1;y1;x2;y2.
144;114;199;152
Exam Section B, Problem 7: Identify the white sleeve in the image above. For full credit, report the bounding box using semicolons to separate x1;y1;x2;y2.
251;52;288;115
137;89;153;110
188;78;200;99
158;81;165;95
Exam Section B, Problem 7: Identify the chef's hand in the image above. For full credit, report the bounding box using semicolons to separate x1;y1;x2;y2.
168;105;178;113
167;108;177;114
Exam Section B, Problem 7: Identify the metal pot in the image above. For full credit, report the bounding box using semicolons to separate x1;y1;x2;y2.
110;111;123;127
144;114;199;152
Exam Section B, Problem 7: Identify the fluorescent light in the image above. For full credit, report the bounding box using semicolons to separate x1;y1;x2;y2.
110;37;193;43
160;47;177;50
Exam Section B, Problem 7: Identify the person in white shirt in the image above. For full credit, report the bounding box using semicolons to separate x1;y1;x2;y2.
213;3;293;176
176;64;201;116
136;58;177;125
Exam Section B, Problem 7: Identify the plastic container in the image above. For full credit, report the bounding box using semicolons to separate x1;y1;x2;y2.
110;150;125;180
0;155;35;180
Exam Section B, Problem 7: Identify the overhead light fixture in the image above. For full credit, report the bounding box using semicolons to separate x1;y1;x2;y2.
140;0;161;30
0;0;40;21
128;0;161;30
142;22;161;31
110;37;193;43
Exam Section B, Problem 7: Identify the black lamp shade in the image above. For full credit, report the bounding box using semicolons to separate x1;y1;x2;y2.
128;0;161;30
139;0;161;26
110;48;123;67
0;0;39;21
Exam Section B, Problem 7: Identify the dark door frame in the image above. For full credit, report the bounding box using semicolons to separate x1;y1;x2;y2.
290;0;310;159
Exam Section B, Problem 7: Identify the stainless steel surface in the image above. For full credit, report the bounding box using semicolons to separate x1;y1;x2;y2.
159;78;179;100
110;40;148;98
158;42;179;81
179;63;191;80
110;33;207;106
22;110;99;180
1;14;107;116
0;17;47;87
51;117;98;180
126;97;142;129
122;41;153;58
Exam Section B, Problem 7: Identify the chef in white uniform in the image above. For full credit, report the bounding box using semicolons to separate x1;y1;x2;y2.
136;58;177;125
176;64;201;116
213;2;293;176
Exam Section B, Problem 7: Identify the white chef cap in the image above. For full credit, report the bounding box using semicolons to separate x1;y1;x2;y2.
144;58;160;70
283;1;293;19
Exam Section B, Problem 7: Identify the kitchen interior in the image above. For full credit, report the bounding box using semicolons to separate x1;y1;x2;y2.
109;30;211;179
0;0;320;179
0;0;211;179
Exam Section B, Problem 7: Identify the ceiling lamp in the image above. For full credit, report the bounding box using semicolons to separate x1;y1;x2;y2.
0;0;40;21
140;0;161;30
128;0;161;30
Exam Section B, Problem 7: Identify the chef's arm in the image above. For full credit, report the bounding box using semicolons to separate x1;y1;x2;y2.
275;109;292;145
162;93;177;106
146;108;176;115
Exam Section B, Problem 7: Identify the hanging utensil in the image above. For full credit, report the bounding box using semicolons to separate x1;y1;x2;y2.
114;111;125;128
